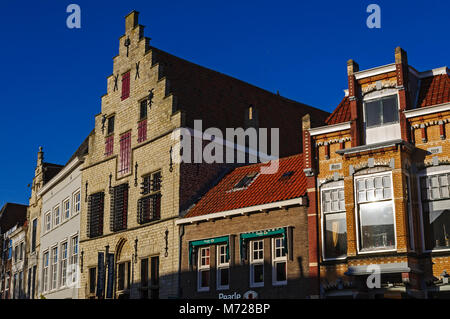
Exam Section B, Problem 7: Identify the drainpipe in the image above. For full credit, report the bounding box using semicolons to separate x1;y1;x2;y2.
178;224;184;298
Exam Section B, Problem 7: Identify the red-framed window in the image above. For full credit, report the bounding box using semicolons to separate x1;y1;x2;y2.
105;135;114;156
119;131;131;175
138;119;147;143
121;71;130;101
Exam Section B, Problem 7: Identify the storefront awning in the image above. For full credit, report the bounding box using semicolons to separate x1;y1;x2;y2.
188;235;229;265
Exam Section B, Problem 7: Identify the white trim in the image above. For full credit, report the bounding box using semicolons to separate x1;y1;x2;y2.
249;239;264;288
319;182;347;261
416;166;450;253
417;66;449;79
197;246;211;292
176;197;304;225
308;122;351;137
353;171;398;254
216;244;230;291
37;157;82;197
354;64;396;80
404;102;450;119
271;237;287;286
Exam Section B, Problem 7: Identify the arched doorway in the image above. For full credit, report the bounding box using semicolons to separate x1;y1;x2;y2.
114;238;132;299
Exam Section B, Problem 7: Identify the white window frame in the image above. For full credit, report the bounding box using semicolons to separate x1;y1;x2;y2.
417;165;450;253
249;239;264;288
42;251;49;292
70;235;79;284
45;212;51;232
272;237;287;286
320;181;347;261
51;245;58;290
216;244;230;290
63;198;70;221
354;171;397;254
73;190;81;215
60;241;68;287
197;247;210;292
53;205;61;227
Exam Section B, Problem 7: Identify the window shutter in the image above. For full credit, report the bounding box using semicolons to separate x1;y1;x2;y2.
121;72;130;100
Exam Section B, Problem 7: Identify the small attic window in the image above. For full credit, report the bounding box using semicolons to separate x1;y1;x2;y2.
233;172;258;190
279;171;294;181
248;105;253;120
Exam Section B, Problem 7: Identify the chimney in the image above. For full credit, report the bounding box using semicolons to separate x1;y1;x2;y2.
347;59;359;76
125;10;139;32
395;46;408;65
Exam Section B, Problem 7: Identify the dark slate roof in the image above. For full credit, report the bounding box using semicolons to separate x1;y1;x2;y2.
0;203;27;234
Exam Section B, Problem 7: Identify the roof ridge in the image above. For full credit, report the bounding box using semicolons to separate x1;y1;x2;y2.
149;46;327;113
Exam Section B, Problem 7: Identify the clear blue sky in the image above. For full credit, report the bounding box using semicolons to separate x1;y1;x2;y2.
0;0;448;208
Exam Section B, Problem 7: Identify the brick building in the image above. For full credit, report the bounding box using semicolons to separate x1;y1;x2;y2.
25;147;64;299
78;11;328;299
177;154;314;299
0;203;27;299
304;47;450;298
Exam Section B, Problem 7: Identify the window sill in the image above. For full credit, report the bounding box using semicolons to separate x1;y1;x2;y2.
272;281;287;286
250;283;264;288
357;248;397;255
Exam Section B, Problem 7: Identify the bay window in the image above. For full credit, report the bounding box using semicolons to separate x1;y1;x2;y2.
420;172;450;250
356;173;396;252
321;186;347;259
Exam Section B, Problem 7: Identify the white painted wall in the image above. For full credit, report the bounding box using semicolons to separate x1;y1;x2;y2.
38;159;82;299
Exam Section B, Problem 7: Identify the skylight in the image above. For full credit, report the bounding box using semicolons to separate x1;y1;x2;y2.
233;172;258;190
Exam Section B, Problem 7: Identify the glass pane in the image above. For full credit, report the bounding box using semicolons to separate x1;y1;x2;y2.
423;199;450;250
431;176;439;188
383;176;391;188
359;201;395;251
339;199;345;211
338;190;345;200
440;175;448;187
324;191;331;202
331;191;338;201
201;270;210;288
365;100;381;127
441;187;449;199
220;268;229;286
358;191;366;203
366;178;374;190
375;177;383;188
357;180;365;191
375;188;383;200
367;189;375;202
324;202;331;213
324;213;347;259
383;188;392;199
253;264;264;283
331;201;339;211
431;188;441;200
382;96;399;124
276;262;287;282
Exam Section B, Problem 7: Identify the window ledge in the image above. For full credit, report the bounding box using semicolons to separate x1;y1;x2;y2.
336;139;414;156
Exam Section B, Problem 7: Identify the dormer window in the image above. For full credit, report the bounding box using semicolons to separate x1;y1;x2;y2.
365;95;399;128
363;94;401;144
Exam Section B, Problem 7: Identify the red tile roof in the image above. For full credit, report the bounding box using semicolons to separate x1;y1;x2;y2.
184;154;306;218
324;73;450;126
417;74;450;108
325;96;351;125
